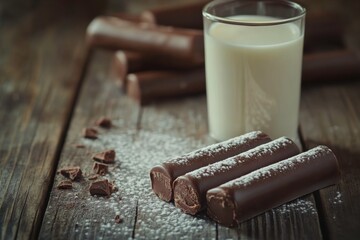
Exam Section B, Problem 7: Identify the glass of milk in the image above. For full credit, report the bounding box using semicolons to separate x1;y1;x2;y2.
203;0;306;141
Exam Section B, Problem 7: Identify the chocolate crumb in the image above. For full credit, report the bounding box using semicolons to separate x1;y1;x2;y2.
58;167;82;181
93;162;108;175
114;215;123;224
111;181;118;193
57;180;73;189
95;117;112;128
92;149;115;164
89;179;113;196
82;127;98;139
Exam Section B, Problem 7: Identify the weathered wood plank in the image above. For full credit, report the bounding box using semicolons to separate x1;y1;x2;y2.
0;1;105;239
38;49;141;239
300;82;360;239
38;0;358;239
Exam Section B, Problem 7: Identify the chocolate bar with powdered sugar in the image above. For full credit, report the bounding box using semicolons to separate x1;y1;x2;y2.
206;146;340;226
173;137;300;215
150;131;271;202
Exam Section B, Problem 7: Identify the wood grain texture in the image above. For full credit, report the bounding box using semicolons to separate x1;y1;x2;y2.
300;82;360;240
40;49;323;239
39;49;217;239
0;1;105;239
3;0;358;239
38;50;140;240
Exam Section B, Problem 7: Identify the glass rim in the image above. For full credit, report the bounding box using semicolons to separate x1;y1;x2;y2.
203;0;306;26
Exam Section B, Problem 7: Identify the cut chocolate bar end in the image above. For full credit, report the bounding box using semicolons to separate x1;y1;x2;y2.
206;188;236;227
173;176;201;215
150;165;173;202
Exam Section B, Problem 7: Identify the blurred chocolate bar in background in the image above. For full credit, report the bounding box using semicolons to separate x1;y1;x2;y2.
126;69;205;105
110;51;146;89
140;0;211;29
85;0;355;105
303;50;360;82
87;16;204;67
304;11;345;52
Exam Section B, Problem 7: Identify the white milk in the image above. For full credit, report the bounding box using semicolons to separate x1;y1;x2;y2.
205;15;304;141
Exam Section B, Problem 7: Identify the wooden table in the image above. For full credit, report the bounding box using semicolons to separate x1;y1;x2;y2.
1;0;360;239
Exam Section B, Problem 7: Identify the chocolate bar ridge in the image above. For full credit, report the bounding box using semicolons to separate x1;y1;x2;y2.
173;137;300;215
150;131;271;202
206;146;340;227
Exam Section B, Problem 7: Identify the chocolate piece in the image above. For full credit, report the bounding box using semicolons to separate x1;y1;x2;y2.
140;0;210;29
57;180;73;190
150;131;271;202
82;127;98;139
126;69;205;105
207;146;340;226
92;149;116;164
114;214;123;224
303;50;360;82
93;162;108;176
89;179;114;196
86;17;204;67
58;167;82;181
173;137;299;215
95;117;112;128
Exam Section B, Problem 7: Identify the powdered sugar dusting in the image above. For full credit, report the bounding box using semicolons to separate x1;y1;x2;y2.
164;131;263;166
330;191;343;205
189;137;294;179
222;146;331;188
275;199;317;215
45;130;218;239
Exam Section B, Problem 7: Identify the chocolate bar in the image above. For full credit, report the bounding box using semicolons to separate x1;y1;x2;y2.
303;50;360;82
150;131;271;202
110;50;206;90
126;69;205;105
140;0;210;29
207;146;340;226
110;51;146;89
173;137;299;215
86;17;204;66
